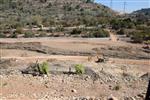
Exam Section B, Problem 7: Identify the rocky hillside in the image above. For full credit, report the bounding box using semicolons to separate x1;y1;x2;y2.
0;0;117;29
132;8;150;15
129;8;150;25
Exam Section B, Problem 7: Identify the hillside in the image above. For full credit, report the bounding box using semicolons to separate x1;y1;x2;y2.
132;8;150;15
0;0;116;29
130;8;150;25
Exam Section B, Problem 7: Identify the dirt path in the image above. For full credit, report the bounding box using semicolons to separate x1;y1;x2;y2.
105;29;118;42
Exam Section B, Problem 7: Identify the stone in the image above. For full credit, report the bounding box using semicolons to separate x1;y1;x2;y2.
71;89;77;93
107;95;118;100
137;93;145;98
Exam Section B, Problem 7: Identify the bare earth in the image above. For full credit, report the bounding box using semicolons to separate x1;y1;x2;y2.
0;37;150;100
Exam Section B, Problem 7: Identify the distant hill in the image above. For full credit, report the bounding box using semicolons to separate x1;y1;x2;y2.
0;0;117;29
132;8;150;15
129;8;150;24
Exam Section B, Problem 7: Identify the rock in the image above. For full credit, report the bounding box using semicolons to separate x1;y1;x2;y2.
107;95;118;100
43;74;48;78
124;97;136;100
140;72;150;80
84;76;90;81
71;89;77;93
137;93;145;98
130;97;136;100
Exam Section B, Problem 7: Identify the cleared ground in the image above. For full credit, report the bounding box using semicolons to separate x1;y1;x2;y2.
0;37;150;100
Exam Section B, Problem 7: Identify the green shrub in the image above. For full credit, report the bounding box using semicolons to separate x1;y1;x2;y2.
38;62;49;75
144;40;150;44
74;64;85;74
0;33;6;38
15;27;24;34
113;84;121;91
117;29;125;35
10;33;17;38
39;32;47;37
70;28;82;35
86;0;94;3
90;29;109;37
55;26;64;32
131;32;144;43
24;32;34;38
131;31;150;43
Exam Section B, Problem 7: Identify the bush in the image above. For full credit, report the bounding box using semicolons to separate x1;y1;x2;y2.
0;33;6;38
24;32;34;38
117;29;125;35
131;31;150;43
39;32;47;37
38;62;49;75
113;84;121;91
15;27;24;34
55;26;64;32
131;32;144;43
74;64;85;74
90;29;109;38
144;40;150;45
10;33;17;38
86;0;94;3
70;28;82;35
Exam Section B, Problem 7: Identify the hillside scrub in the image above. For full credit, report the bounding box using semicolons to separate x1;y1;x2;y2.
24;32;35;38
89;29;109;38
0;0;116;29
130;30;150;43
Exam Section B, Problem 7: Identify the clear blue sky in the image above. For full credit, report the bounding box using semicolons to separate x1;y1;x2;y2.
95;0;150;13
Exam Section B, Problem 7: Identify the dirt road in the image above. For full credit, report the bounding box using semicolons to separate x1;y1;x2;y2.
105;29;118;42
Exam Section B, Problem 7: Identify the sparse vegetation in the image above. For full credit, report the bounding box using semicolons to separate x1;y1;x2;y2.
129;29;150;43
2;82;8;87
74;64;85;74
0;1;150;99
117;29;125;35
38;62;49;75
0;33;6;38
15;27;24;34
70;28;82;35
113;84;121;91
0;0;116;29
10;33;18;38
89;29;109;38
24;32;34;38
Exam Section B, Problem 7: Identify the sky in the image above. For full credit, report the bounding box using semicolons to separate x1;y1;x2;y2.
95;0;150;13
